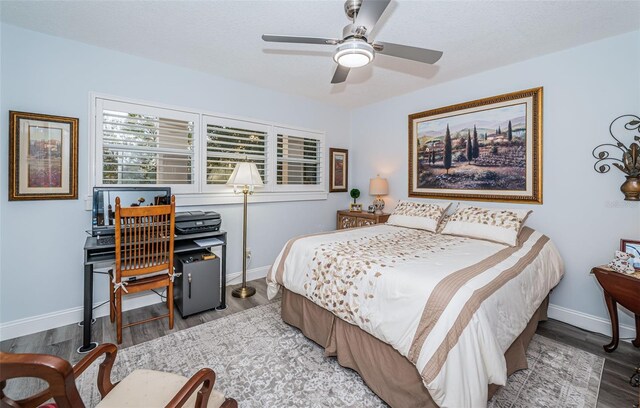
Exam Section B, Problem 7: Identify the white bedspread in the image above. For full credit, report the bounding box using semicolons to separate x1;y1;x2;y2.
267;224;563;408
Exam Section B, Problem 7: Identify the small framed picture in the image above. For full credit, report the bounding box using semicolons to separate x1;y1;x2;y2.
349;203;362;212
367;205;376;213
9;111;78;200
620;239;640;270
329;148;348;192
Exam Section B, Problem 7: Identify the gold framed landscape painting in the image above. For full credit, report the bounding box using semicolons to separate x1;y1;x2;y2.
408;87;542;204
9;111;78;201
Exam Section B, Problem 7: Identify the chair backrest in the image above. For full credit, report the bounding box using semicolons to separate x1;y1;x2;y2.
0;352;85;408
115;195;176;279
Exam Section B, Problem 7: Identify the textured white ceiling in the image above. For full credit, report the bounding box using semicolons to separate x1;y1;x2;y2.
2;1;639;108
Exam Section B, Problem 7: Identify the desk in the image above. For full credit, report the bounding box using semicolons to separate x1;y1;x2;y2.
80;230;227;353
591;265;640;352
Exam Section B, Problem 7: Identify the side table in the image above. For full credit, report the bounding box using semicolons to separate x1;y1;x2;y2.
336;210;390;230
591;266;640;352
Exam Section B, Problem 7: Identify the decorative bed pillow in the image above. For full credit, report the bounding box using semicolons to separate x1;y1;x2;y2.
441;205;532;246
387;200;451;232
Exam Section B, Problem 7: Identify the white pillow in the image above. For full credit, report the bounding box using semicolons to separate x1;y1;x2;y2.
387;200;451;232
441;205;532;246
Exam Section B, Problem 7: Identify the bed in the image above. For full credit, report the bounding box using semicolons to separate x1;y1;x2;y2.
266;223;563;408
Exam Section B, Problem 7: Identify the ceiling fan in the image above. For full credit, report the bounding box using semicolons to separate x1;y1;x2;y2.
262;0;443;84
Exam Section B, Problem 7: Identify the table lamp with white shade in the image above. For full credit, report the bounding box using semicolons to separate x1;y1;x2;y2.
369;175;389;214
227;162;263;298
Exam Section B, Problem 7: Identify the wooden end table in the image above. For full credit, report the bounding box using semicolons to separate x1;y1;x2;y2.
336;209;389;230
591;266;640;352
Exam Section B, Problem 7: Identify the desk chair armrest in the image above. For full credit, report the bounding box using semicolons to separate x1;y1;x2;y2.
72;343;118;398
0;352;83;408
166;368;218;408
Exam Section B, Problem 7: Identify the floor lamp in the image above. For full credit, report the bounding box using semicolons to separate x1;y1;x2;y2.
227;162;263;298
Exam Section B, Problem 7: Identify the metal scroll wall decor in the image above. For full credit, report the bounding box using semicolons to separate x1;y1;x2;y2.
593;114;640;201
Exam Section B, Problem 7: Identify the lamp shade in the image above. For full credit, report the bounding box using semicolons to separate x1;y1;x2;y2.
369;176;389;196
226;162;263;187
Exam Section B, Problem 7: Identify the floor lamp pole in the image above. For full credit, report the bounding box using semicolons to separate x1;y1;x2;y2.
232;186;256;298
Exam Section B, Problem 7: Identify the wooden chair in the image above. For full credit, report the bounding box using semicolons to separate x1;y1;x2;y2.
109;195;177;344
0;344;238;408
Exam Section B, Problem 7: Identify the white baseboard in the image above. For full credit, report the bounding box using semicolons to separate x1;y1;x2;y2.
226;265;270;286
547;303;635;339
0;265;271;341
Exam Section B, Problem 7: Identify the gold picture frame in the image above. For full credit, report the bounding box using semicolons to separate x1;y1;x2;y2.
408;87;543;204
9;111;79;201
329;148;348;192
349;203;362;212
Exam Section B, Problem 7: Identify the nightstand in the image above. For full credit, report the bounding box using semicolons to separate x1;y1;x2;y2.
336;209;389;230
591;265;640;352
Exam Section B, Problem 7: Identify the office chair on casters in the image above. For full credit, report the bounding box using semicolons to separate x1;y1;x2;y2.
0;344;238;407
109;195;177;344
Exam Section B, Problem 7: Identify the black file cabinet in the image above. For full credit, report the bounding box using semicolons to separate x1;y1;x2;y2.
174;253;221;318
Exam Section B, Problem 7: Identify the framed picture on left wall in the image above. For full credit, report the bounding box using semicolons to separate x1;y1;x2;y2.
9;111;78;200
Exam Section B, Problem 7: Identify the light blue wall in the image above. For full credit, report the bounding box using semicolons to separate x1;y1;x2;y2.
2;23;639;333
350;30;640;327
0;24;351;324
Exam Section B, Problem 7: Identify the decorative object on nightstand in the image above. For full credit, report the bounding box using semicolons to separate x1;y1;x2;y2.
369;175;388;214
227;162;263;299
349;188;361;211
591;265;640;352
608;251;636;274
592;114;640;201
337;209;389;230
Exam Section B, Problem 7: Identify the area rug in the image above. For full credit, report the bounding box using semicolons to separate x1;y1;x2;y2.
77;302;604;407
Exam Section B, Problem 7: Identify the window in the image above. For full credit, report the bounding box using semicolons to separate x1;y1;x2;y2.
96;99;199;193
204;117;268;187
276;130;321;186
92;95;326;203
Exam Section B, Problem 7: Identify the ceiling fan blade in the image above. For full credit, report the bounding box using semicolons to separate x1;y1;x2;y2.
354;0;391;36
262;34;338;45
375;41;443;64
331;65;350;84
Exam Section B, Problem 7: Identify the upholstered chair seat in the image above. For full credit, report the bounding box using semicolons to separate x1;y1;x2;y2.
96;369;227;408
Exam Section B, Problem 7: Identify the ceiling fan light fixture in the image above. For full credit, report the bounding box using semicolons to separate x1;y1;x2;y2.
333;39;374;68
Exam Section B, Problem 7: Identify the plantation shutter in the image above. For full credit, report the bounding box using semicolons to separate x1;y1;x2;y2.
97;99;197;189
204;117;268;185
276;131;322;185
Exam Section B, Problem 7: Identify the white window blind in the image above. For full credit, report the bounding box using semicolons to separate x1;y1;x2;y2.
276;132;321;185
98;100;197;189
205;118;267;185
92;94;328;202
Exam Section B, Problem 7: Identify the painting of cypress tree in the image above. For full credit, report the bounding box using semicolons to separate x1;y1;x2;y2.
472;125;480;159
443;124;452;174
409;87;542;203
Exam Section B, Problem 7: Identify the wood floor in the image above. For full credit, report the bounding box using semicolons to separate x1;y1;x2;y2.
2;278;638;407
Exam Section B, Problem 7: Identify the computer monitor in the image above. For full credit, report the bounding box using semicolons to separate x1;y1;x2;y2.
91;186;172;236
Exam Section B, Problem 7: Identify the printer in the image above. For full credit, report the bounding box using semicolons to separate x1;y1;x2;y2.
175;211;221;234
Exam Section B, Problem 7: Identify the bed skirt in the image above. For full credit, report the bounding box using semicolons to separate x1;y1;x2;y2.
281;288;549;408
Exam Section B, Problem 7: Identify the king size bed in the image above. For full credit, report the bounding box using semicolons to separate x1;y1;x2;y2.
266;203;563;408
